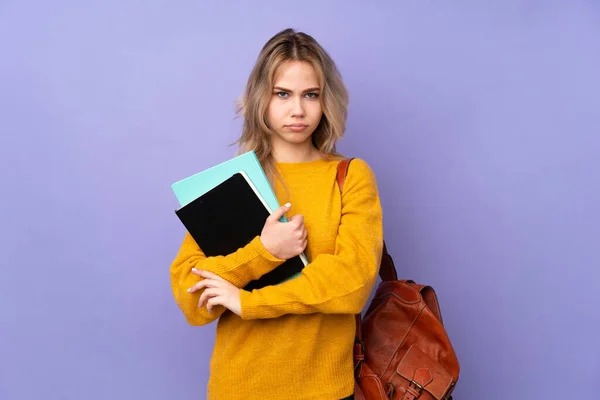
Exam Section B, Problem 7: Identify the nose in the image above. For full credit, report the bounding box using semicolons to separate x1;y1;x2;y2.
290;96;305;118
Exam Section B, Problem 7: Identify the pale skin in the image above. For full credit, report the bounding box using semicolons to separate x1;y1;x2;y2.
188;60;324;316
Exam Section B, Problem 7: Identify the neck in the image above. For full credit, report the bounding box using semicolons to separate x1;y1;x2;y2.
271;143;322;163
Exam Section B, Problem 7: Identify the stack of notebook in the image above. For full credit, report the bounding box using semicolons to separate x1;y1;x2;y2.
171;151;307;291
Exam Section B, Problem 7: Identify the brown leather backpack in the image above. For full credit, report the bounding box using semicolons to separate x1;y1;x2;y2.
337;159;460;400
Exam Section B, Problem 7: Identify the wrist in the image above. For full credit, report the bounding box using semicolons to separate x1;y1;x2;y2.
256;236;283;261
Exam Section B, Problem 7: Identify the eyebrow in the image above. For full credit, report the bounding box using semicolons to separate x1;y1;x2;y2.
273;86;320;93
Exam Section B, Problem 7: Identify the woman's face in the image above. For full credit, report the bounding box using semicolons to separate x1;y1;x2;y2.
267;60;323;150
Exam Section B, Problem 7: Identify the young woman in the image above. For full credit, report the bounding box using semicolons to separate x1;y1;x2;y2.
170;28;383;400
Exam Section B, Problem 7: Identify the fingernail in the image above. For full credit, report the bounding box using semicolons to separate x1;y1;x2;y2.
192;268;198;272
187;288;191;292
284;202;291;208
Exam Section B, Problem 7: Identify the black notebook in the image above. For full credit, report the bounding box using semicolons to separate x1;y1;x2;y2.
175;172;306;291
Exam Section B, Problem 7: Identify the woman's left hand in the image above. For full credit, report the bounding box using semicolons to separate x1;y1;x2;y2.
188;269;242;316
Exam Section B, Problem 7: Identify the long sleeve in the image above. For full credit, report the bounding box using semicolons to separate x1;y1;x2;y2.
239;159;384;320
170;233;285;326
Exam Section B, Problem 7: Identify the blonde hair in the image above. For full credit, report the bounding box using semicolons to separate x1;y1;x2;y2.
233;28;349;187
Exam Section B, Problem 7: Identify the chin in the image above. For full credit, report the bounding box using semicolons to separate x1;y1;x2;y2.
276;131;313;145
287;135;313;145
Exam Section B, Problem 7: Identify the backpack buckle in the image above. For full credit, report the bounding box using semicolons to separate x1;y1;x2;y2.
408;380;423;395
400;381;423;400
353;339;365;371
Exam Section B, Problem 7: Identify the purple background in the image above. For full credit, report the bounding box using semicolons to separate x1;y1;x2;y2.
1;1;599;399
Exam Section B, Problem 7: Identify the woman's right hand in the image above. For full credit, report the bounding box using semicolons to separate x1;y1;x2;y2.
260;203;308;260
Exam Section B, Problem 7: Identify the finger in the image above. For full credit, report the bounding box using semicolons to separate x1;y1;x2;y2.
194;269;226;282
301;228;308;241
302;238;308;250
267;202;291;223
198;288;223;307
292;214;304;227
198;288;220;308
187;278;219;293
198;287;216;307
207;296;223;313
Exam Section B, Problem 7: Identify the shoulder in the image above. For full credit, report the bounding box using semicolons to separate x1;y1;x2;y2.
339;157;380;198
339;157;377;185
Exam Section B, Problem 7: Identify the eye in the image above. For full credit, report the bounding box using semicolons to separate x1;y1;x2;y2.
275;91;289;98
305;92;319;99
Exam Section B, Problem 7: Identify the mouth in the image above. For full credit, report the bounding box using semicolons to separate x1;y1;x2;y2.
286;124;309;131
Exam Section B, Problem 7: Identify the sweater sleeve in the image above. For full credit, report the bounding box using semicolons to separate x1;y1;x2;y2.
239;159;384;319
170;233;285;326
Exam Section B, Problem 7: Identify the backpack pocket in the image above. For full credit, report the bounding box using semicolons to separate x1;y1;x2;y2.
391;345;454;400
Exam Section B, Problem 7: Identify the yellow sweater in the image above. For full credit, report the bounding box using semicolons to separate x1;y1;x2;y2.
170;157;383;400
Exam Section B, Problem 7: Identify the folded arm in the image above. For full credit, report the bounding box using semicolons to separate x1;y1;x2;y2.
170;234;284;326
239;159;384;320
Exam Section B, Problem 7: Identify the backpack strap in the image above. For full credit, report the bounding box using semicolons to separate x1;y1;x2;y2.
336;158;352;193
